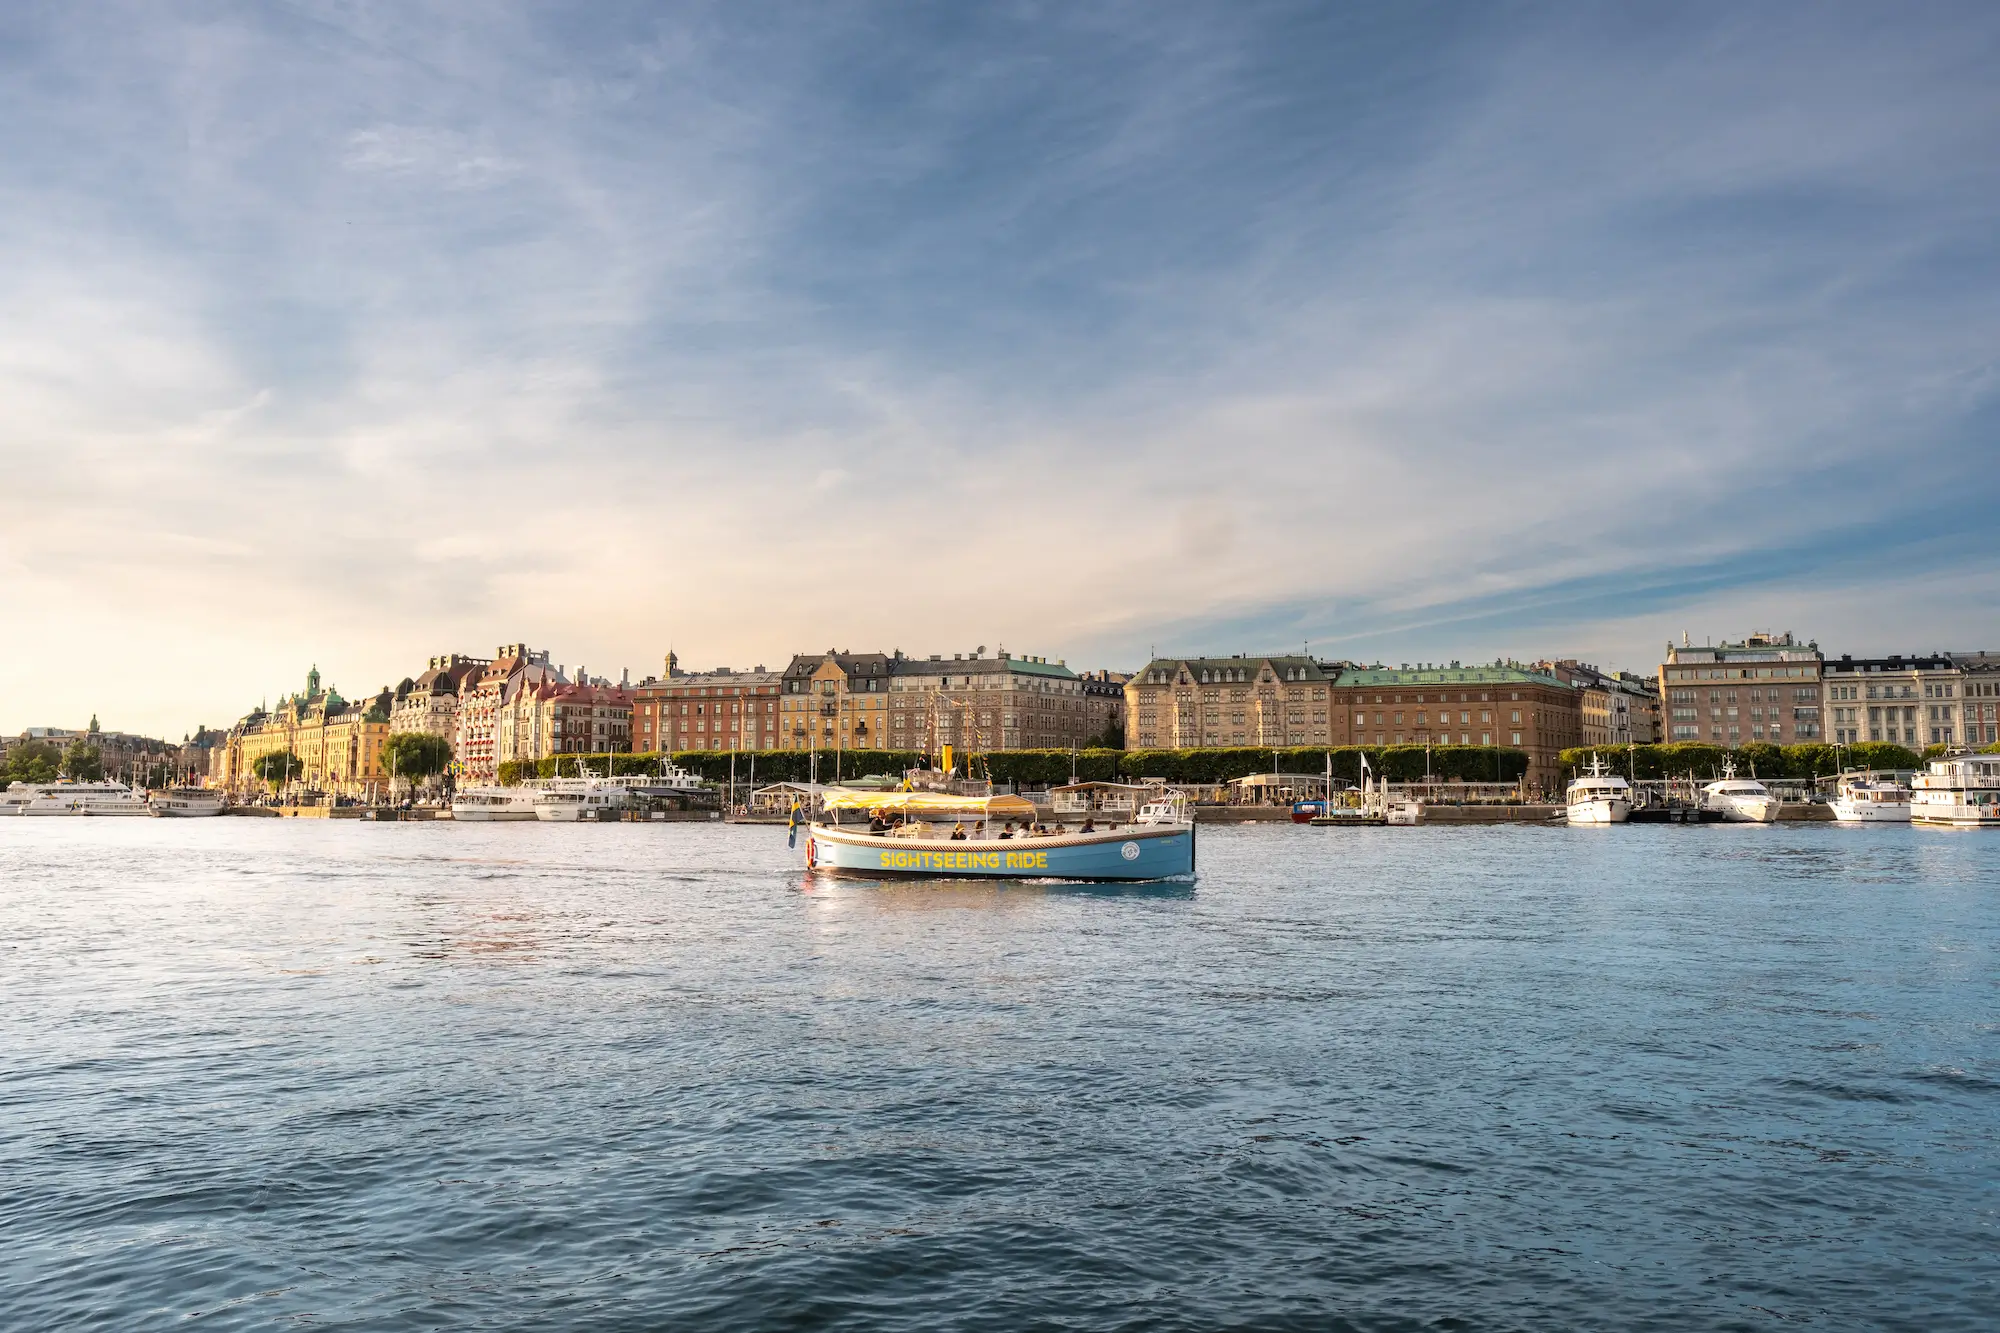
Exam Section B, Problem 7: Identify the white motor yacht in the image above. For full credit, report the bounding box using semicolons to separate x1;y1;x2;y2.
1911;753;2000;828
450;786;541;822
1829;773;1912;823
534;777;633;822
1566;757;1632;825
14;780;153;816
1700;766;1781;824
152;787;225;817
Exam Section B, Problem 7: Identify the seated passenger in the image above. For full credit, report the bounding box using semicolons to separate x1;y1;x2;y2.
868;813;889;834
949;823;968;840
998;822;1015;839
1080;817;1095;833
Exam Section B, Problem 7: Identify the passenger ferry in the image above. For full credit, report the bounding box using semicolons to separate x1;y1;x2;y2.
1910;753;2000;828
1699;764;1780;824
151;787;225;817
1565;757;1632;825
1829;773;1912;823
3;781;153;816
450;786;541;821
534;777;634;822
805;790;1196;882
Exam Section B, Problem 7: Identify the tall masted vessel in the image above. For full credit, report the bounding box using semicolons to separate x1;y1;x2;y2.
1911;753;2000;828
0;781;153;816
805;790;1196;882
1829;773;1912;823
1565;758;1632;825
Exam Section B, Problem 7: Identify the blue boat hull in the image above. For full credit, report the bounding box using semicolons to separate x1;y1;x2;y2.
807;824;1195;882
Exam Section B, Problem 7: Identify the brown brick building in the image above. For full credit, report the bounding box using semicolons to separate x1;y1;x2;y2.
631;653;784;753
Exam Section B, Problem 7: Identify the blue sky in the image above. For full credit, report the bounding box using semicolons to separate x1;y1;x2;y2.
3;2;1998;735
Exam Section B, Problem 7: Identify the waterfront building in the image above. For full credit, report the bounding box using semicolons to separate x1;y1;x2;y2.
887;651;1100;753
537;682;634;758
455;644;566;783
779;650;897;753
770;647;1111;756
1821;652;1987;748
1080;669;1129;746
1328;663;1582;791
389;653;488;743
1659;632;1824;746
631;653;784;753
216;666;392;797
1534;660;1662;746
1954;652;2000;747
1124;657;1338;749
1125;656;1584;791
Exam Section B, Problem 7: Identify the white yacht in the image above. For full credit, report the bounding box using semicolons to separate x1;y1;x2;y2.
151;787;226;817
11;781;153;816
1911;753;2000;828
450;786;541;822
1700;765;1780;824
534;777;633;822
1829;773;1912;824
1566;758;1632;825
627;761;706;795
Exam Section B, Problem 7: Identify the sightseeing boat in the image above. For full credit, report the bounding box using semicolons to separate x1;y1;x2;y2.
1911;753;2000;828
805;790;1196;881
1700;764;1780;824
1829;773;1912;823
5;780;153;816
1565;757;1632;825
151;787;225;817
451;786;541;821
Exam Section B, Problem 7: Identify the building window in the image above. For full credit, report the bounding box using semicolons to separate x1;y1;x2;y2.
1510;732;1521;745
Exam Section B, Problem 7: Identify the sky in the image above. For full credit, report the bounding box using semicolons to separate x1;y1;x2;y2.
3;1;1998;738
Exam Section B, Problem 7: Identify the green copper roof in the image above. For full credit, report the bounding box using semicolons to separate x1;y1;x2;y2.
1334;665;1567;689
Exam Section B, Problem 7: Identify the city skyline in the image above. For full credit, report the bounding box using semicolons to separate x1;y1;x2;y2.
5;4;1999;737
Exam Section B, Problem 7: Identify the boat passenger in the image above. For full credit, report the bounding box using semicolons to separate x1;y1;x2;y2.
868;812;889;834
998;822;1015;839
949;823;968;840
1080;818;1096;833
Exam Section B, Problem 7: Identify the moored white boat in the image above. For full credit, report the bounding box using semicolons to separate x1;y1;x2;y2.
1829;773;1912;823
451;786;542;821
806;790;1196;882
11;780;153;816
534;777;633;822
1701;766;1780;824
1911;753;2000;828
1566;758;1631;825
151;787;225;817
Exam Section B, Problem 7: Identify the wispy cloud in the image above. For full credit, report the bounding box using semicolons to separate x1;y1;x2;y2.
1;2;1996;734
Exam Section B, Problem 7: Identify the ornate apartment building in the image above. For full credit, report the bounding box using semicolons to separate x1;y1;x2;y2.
455;644;567;782
215;666;393;797
1823;651;2000;748
769;649;1116;756
1534;660;1662;745
1659;632;1824;747
388;653;488;742
630;653;784;753
1123;656;1585;790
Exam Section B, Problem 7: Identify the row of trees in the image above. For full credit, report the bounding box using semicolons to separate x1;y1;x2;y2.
1557;741;1931;782
0;738;104;788
494;745;1532;787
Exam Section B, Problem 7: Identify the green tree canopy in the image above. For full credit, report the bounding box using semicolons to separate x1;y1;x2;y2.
252;751;303;786
61;738;104;782
382;732;452;781
2;740;61;786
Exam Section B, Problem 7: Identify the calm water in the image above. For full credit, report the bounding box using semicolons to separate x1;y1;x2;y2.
2;819;1995;1331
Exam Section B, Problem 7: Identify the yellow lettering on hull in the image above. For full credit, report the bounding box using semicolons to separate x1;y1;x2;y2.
872;848;1049;872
